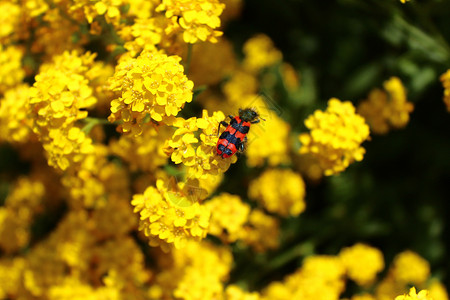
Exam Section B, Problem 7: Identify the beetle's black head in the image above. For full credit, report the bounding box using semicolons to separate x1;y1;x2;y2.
239;108;259;122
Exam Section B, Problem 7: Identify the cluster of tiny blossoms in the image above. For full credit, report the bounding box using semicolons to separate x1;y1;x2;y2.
299;98;370;176
0;0;449;299
108;50;194;135
358;77;414;134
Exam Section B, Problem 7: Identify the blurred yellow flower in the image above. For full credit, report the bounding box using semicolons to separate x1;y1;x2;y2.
241;209;280;252
0;177;45;253
248;169;306;217
206;193;250;242
242;34;282;74
0;84;34;143
0;45;25;93
358;77;413;134
299;98;370;176
391;250;430;285
339;243;384;286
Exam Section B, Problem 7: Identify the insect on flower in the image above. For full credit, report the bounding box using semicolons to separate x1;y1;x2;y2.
216;108;265;158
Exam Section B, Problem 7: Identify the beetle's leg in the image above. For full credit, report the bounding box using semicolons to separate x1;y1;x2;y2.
217;121;229;136
251;119;260;124
238;136;247;153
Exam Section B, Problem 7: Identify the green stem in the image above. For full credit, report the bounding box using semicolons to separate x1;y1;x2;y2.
81;117;111;134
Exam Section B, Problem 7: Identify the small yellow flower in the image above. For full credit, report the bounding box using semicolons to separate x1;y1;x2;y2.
299;98;370;176
357;77;413;134
241;209;280;252
108;50;194;134
242;34;282;73
339;243;384;286
262;255;345;300
206;193;250;242
0;1;21;43
395;287;432;300
248;169;306;217
0;84;34;143
156;0;225;44
0;177;45;253
131;179;210;252
188;38;237;86
0;45;25;93
391;250;430;285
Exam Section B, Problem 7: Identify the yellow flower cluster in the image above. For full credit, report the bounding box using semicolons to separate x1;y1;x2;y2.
207;194;280;251
164;110;237;179
242;34;283;73
156;0;225;43
262;255;346;300
0;45;25;93
396;287;432;300
357;77;414;134
131;179;210;252
299;98;370;176
248;169;306;217
0;0;21;43
339;243;385;286
375;250;446;300
2;0;448;299
29;51;96;171
0;177;45;253
149;239;232;299
0;84;33;143
108;50;194;134
440;69;450;112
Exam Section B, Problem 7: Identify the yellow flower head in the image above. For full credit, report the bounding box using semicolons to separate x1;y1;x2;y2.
0;84;34;143
164;110;237;179
206;193;250;243
241;209;280;252
0;1;21;43
357;77;413;134
131;179;211;252
0;177;45;253
339;243;384;286
395;287;432;300
246;108;291;167
391;250;430;285
299;98;370;176
243;34;283;73
248;169;306;217
108;50;194;135
156;0;225;44
440;69;450;112
188;38;237;86
0;45;25;94
263;255;345;300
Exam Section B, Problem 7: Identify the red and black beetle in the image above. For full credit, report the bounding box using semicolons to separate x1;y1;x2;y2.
216;108;264;159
